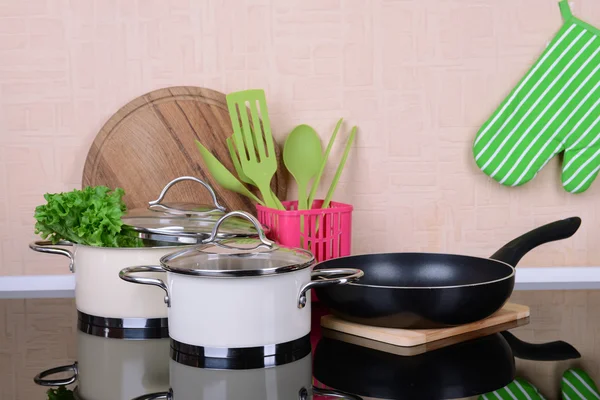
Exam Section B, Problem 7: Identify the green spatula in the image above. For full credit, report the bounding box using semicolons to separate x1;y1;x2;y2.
195;140;265;206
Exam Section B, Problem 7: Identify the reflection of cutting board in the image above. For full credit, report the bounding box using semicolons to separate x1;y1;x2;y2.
321;303;530;348
82;86;287;213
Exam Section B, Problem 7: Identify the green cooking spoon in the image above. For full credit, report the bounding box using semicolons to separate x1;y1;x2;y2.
226;137;285;210
283;125;323;210
322;126;356;209
195;140;265;206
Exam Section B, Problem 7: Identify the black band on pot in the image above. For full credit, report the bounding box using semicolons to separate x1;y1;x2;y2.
77;311;169;339
170;334;312;369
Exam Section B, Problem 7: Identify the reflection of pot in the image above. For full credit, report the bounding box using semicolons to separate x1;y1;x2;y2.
120;211;362;364
34;331;170;400
29;177;261;334
132;355;361;400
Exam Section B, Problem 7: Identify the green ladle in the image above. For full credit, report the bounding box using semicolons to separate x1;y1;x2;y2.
195;140;265;206
283;125;323;210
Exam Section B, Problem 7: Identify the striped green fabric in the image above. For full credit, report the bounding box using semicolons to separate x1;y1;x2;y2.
562;368;600;399
479;378;545;400
473;0;600;193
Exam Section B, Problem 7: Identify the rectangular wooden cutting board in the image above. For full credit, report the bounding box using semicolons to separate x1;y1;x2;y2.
321;303;530;348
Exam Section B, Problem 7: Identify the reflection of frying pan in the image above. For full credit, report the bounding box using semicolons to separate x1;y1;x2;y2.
313;331;580;400
314;218;581;328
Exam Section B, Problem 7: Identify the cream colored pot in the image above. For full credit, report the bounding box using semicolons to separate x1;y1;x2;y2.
29;177;260;328
29;241;183;319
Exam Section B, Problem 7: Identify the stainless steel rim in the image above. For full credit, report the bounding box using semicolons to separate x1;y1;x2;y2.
161;255;315;278
77;311;169;339
170;334;312;369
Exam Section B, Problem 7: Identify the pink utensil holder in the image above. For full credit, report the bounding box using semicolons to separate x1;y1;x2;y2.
256;200;353;263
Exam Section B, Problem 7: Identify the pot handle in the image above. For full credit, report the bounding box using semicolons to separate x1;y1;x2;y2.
311;386;363;399
203;210;273;248
119;266;171;307
490;217;581;266
29;241;75;273
131;389;173;400
33;362;78;387
297;268;364;309
148;176;226;215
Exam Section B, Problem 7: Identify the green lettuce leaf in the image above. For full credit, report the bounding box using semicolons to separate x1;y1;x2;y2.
34;186;141;247
47;386;75;400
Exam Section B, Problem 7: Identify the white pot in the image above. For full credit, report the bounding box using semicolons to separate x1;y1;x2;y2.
34;331;170;400
29;241;186;320
120;211;364;356
169;354;312;400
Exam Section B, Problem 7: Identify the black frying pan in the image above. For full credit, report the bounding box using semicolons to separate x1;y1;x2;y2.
314;217;581;328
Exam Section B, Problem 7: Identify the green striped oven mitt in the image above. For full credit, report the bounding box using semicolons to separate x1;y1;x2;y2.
473;0;600;193
562;368;600;400
479;378;546;400
479;369;600;400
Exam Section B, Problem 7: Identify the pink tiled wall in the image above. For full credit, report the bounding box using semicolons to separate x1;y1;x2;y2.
1;0;599;276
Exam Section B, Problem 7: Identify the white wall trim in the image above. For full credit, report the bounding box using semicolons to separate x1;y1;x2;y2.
1;267;600;298
0;274;75;299
514;267;600;290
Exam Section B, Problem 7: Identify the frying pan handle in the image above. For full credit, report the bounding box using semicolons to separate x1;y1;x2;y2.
501;331;581;361
490;217;581;266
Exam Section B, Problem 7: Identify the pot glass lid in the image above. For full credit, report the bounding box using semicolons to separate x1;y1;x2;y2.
121;177;259;243
160;211;315;277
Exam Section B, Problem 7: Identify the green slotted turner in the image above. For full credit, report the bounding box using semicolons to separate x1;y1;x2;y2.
226;89;283;210
226;136;285;210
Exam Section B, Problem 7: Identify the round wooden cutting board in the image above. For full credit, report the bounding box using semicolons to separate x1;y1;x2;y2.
82;86;287;214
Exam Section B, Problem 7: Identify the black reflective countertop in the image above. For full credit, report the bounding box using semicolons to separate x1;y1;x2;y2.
3;290;600;400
